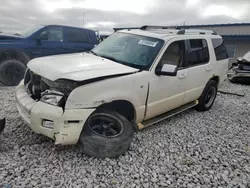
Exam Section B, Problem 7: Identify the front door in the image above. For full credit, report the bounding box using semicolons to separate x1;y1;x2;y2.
32;26;66;58
145;39;188;120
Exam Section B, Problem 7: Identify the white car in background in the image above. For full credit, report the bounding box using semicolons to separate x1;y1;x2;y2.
16;26;229;158
228;51;250;83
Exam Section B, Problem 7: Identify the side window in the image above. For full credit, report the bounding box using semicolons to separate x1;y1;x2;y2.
67;28;89;43
225;45;236;58
39;27;63;42
187;39;209;66
212;38;228;61
158;40;186;68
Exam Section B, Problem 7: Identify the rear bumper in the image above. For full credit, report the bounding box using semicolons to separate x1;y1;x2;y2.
15;80;95;145
227;69;250;80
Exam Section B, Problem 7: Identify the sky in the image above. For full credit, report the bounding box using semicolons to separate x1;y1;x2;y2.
0;0;249;34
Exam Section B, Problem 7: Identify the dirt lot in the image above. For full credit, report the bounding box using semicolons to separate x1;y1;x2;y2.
0;81;250;188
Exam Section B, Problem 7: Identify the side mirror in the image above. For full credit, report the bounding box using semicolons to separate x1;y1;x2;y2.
155;64;177;76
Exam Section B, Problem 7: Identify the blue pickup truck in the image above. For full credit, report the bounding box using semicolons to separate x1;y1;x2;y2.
0;25;99;86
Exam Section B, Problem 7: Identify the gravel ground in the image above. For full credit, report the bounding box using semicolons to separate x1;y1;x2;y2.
0;81;250;188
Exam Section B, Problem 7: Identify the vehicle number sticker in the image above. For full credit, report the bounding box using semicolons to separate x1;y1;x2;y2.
138;40;159;47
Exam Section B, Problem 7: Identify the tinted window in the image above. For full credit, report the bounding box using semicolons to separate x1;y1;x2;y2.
39;27;63;42
225;45;236;58
158;40;186;68
187;39;209;66
67;28;89;43
212;38;228;61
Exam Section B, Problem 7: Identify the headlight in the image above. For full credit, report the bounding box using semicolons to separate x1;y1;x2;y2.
40;90;65;106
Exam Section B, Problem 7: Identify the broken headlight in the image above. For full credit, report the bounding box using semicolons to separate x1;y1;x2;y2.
40;90;65;107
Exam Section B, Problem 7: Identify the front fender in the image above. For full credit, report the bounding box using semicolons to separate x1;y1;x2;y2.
66;74;148;108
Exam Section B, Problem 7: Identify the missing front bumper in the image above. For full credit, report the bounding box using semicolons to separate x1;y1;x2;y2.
16;81;95;145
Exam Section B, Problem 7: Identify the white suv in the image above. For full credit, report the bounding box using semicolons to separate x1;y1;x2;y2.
16;26;229;158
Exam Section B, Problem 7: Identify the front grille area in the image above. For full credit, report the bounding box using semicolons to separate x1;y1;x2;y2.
24;69;44;99
24;69;79;100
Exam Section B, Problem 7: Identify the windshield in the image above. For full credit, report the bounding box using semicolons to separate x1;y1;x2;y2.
20;25;44;37
91;32;164;70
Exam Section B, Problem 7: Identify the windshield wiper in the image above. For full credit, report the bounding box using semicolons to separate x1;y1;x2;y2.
99;55;144;70
89;50;100;57
99;55;128;65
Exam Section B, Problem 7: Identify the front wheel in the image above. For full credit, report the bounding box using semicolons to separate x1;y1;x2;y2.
0;59;26;86
196;80;218;111
78;110;134;158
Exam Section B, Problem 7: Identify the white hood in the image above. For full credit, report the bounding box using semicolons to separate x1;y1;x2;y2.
28;53;139;81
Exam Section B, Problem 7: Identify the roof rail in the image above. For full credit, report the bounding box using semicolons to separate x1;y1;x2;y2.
113;27;140;32
140;25;182;30
113;25;218;35
177;29;217;35
140;25;217;35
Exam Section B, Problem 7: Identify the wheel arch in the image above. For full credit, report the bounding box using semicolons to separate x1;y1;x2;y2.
96;100;137;123
210;75;220;86
0;49;30;65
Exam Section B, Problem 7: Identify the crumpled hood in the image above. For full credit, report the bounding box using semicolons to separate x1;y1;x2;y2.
28;53;139;81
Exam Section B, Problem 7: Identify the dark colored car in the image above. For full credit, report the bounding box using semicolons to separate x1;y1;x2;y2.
228;51;250;84
0;25;99;86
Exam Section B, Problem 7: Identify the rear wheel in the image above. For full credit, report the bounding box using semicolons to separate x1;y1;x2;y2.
0;59;26;86
196;80;218;111
79;110;134;158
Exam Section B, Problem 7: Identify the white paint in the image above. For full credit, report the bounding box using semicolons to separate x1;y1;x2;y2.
27;53;138;81
161;64;177;73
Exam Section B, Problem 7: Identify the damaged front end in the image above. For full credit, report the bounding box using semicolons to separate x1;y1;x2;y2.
16;69;95;145
24;69;80;107
228;59;250;83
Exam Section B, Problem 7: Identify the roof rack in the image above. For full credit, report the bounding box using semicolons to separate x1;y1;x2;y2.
140;25;182;30
113;27;140;32
140;25;217;35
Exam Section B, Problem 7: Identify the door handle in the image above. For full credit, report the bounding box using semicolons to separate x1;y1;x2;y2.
178;73;187;79
206;67;212;71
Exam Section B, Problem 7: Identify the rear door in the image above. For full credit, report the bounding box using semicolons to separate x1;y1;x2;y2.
64;28;95;53
182;38;213;104
211;38;229;84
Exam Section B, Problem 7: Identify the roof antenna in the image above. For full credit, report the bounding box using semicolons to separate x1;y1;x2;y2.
82;8;85;27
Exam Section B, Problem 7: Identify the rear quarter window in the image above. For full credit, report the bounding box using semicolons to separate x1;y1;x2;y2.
211;38;228;61
66;28;89;43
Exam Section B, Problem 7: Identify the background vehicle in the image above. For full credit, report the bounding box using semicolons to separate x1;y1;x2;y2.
16;26;229;158
0;25;99;86
228;51;250;84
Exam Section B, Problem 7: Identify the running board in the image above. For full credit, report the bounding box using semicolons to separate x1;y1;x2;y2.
137;100;198;129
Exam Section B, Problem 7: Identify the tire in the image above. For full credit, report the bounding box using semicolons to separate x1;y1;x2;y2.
229;78;236;83
0;59;26;86
196;80;218;111
79;110;134;158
